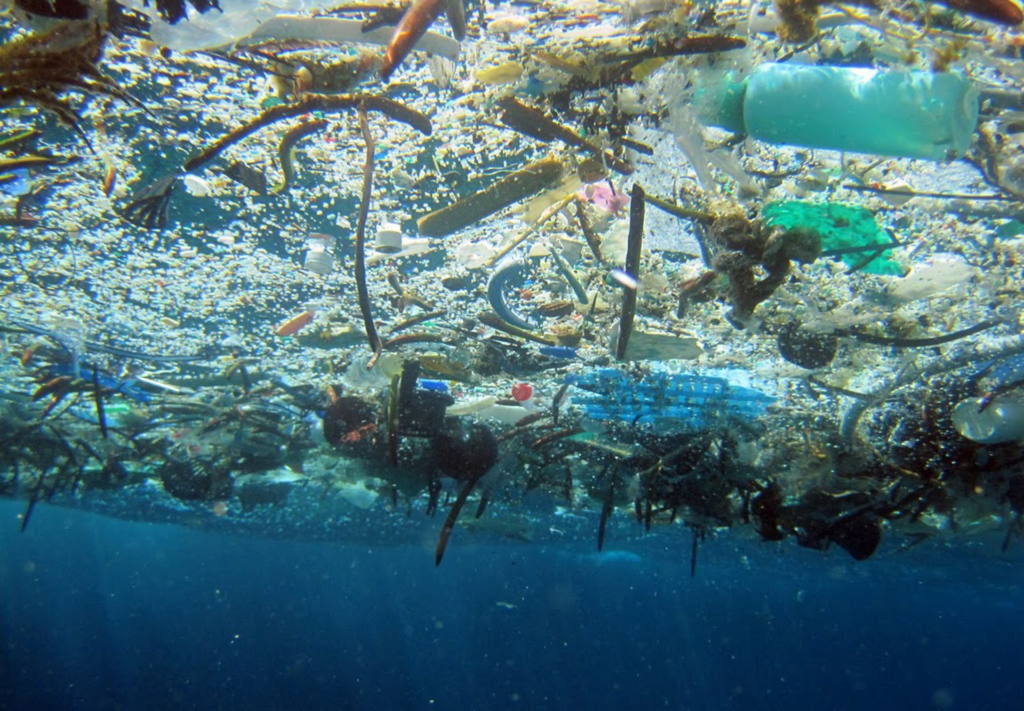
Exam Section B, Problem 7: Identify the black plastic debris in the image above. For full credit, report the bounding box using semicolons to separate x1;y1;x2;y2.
432;419;498;481
777;321;838;369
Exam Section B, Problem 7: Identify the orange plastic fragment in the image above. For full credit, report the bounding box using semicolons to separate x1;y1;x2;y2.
275;310;315;337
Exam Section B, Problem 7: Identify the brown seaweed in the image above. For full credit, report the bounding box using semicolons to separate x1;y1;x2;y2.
119;175;177;230
0;22;146;143
938;0;1024;24
273;118;328;194
380;0;447;81
184;94;431;171
707;213;822;327
478;312;558;346
417;158;564;238
354;106;384;365
496;97;633;176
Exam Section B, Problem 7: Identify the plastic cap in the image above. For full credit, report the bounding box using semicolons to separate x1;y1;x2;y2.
305;250;334;275
375;222;403;254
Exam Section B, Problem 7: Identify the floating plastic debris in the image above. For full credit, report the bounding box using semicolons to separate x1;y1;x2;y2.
511;382;533;402
761;201;902;275
953;395;1024;444
700;63;980;160
566;369;775;428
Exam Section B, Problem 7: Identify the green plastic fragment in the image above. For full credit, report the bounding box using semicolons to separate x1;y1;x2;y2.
260;96;285;109
996;219;1024;240
761;201;903;275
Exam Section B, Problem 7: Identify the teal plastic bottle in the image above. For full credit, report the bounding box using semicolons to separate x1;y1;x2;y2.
703;63;979;161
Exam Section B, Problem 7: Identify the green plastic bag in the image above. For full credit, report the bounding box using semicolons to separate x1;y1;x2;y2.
761;201;902;275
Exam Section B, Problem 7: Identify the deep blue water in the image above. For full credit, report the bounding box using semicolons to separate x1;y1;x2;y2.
1;500;1021;711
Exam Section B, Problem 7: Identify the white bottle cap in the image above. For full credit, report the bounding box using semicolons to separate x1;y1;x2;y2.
304;250;334;275
375;222;404;254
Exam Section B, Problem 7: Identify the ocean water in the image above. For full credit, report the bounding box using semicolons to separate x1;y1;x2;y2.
5;1;1024;709
2;498;1022;711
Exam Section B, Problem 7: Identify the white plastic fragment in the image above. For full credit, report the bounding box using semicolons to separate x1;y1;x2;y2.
336;479;380;509
243;17;461;60
446;396;499;416
456;241;497;269
183;174;211;197
884;254;977;303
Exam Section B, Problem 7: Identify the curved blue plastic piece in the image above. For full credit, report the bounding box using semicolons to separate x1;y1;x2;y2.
485;258;537;331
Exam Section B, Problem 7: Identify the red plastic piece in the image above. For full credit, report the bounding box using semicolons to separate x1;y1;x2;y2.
511;383;533;402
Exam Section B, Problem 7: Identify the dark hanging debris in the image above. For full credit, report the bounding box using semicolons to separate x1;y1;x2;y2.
751;482;786;542
690;526;705;578
828;515;882;561
598;469;616;552
615;183;645;360
223;161;268;194
119;175;178;230
432;419;498;481
322;396;377;447
431;418;498;565
445;0;468;40
354;106;383;364
90;365;108;439
777;321;838;369
435;474;479;566
158;457;232;502
396;360;454;438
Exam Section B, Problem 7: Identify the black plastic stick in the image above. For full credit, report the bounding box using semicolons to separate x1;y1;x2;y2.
615;184;645;360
